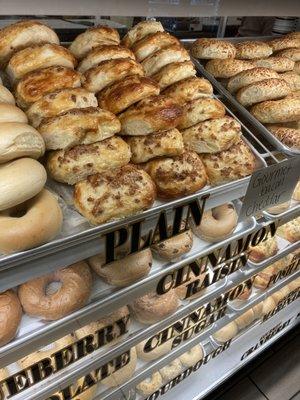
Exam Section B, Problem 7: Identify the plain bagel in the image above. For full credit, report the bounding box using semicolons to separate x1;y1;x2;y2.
136;372;163;397
136;337;173;361
18;262;92;320
0;290;22;346
179;345;204;368
0;104;28;123
0;189;63;254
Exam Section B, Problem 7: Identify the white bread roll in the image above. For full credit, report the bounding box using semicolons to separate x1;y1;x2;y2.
0;85;15;104
0;103;27;123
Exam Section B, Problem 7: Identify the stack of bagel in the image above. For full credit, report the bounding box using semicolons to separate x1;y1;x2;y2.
191;32;300;150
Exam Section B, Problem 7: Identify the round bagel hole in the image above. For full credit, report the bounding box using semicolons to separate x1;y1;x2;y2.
9;205;28;218
46;280;62;295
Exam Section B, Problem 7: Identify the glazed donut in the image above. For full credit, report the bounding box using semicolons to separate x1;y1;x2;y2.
102;347;137;388
88;249;152;287
0;85;15;104
0;158;47;211
292;181;300;201
252;302;264;319
248;236;278;263
136;372;163;396
212;321;238;343
192;204;238;243
0;189;63;254
0;104;27;123
159;358;182;381
131;290;179;325
176;272;206;300
267;200;291;214
18;262;92;320
136;337;173;361
151;228;193;261
0;290;22;346
179;345;204;368
261;296;276;315
235;309;255;330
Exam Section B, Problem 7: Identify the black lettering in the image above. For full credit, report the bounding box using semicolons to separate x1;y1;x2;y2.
104;226;129;264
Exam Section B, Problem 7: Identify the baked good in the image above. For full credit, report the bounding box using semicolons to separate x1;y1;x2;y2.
267;125;300;150
179;345;204;368
0;122;45;163
0;158;47;210
159;359;182;381
286;90;300;99
69;26;120;59
269;36;300;52
262;296;276;315
272;286;290;305
178;97;226;130
254;57;295;72
181;116;241;153
151;228;193;261
248;236;278;263
227;67;280;94
0;20;59;67
0;290;22;346
126;128;184;163
74;164;156;225
0;189;62;254
102;347;137;388
119;95;183;136
235;309;255;330
253;257;289;289
6;44;77;83
252;302;264;319
132;31;180;62
97;75;160;114
27;88;98;128
235;41;272;59
151;60;197;89
78;44;135;73
191;38;236;59
205;59;254;78
142;44;190;76
130;290;179;324
136;372;163;396
238;282;252;300
280;71;300;90
47;136;131;185
276;48;300;61
88;249;152;286
143;151;207;199
0;85;15;104
122;20;164;48
15;66;82;109
288;277;300;292
285;32;300;40
200;139;256;186
293;181;300;201
18;262;92;320
236;78;291;107
163;76;213;103
213;322;239;343
83;58;144;93
0;103;28;123
250;98;300;123
193;203;238;242
294;61;300;74
267;200;291;214
276;217;300;243
175;272;206;300
136;337;173;361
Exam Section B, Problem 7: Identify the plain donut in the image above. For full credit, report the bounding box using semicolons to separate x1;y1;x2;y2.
179;345;204;367
136;372;163;396
0;290;22;346
0;189;63;254
18;262;92;320
193;204;238;243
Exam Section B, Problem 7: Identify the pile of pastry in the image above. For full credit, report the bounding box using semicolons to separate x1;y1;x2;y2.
191;33;300;150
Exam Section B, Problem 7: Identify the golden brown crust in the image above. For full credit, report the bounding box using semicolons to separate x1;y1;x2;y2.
277;217;300;243
269;36;300;52
279;71;300;90
276;47;300;61
227;67;280;94
162;76;213;103
267;125;300;150
0;290;22;346
235;41;273;59
151;60;196;89
121;21;164;48
74;164;156;225
0;85;15;104
205;59;254;78
200;139;256;185
97;75;160;114
250;98;300;123
248;237;278;263
294;61;300;75
254;57;295;72
142;151;207;199
16;66;82;109
191;38;236;59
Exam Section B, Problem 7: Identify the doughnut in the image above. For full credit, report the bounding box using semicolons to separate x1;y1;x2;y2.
267;200;291;214
176;272;206;300
136;372;163;396
292;181;300;201
0;189;63;254
252;302;264;319
131;290;179;325
122;21;164;48
18;262;92;320
179;345;204;368
151;226;193;261
0;158;47;211
235;309;255;330
248;236;278;263
0;290;22;346
0;85;15;104
0;104;28;123
192;204;238;243
88;249;152;287
136;337;173;361
191;38;236;59
212;321;238;343
235;41;273;60
102;347;137;387
159;358;182;381
276;217;300;243
261;296;276;315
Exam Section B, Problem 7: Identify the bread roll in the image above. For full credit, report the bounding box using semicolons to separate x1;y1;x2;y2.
254;57;295;72
74;164;156;225
236;78;291;107
47;136;131;185
39;107;120;150
151;60;196;89
280;71;300;90
0;85;15;104
235;41;272;59
250;98;300;123
269;36;300;52
0;290;22;346
15;66;82;109
0;122;45;163
6;44;76;83
201;139;256;185
213;322;238;343
191;38;236;59
27;88;98;128
267;125;300;150
69;26;120;59
276;48;300;62
143;151;207;199
227;67;280;94
83;58;144;93
248;236;278;263
205;59;254;78
126;128;184;163
119;95;183;136
163;76;213;103
182;116;241;153
122;20;164;48
97;75;160;114
78;45;135;73
0;158;47;210
178;97;226;129
0;20;59;67
0;103;27;123
132;31;180;62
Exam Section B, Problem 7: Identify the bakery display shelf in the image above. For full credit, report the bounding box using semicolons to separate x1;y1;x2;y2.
263;203;300;221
